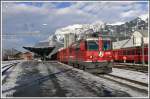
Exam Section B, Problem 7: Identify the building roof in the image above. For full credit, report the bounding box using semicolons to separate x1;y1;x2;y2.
34;41;52;48
23;46;55;57
137;30;148;37
23;40;61;57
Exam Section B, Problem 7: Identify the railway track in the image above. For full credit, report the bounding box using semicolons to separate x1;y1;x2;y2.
113;63;148;73
2;62;19;75
60;62;148;96
97;73;148;94
55;62;148;94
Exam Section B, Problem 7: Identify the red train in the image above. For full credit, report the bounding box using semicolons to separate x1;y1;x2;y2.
57;36;113;74
112;45;148;64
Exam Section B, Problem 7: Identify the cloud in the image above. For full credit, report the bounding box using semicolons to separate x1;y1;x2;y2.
2;1;148;50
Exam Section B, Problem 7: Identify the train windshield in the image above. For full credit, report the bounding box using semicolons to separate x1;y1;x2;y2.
103;40;111;50
87;40;98;51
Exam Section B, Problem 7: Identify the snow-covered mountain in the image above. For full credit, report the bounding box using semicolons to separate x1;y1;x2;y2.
47;16;148;45
48;22;105;43
139;14;148;22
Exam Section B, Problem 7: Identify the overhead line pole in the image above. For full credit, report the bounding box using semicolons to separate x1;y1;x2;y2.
141;27;145;66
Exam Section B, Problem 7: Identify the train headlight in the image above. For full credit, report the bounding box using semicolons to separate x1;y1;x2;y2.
99;51;103;57
90;56;93;58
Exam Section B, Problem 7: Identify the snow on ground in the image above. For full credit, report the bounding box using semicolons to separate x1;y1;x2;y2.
2;61;148;97
58;62;148;97
2;62;23;97
46;62;131;97
2;65;16;82
43;62;98;97
111;68;148;84
37;62;49;76
12;61;46;97
2;60;25;67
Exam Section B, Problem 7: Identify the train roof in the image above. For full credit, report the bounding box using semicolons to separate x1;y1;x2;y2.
86;38;98;41
86;37;111;41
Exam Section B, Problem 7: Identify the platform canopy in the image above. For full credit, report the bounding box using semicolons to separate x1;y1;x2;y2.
23;46;55;57
23;41;55;59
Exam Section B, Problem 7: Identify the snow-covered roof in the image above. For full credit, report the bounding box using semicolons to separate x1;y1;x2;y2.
34;41;51;48
137;30;148;37
139;14;148;21
112;39;134;49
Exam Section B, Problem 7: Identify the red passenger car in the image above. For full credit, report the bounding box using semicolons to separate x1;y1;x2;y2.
57;36;113;73
113;45;148;64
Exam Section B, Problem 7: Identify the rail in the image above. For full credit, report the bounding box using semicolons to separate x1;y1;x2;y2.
2;62;19;75
96;74;148;94
114;63;148;67
113;63;148;73
107;74;148;87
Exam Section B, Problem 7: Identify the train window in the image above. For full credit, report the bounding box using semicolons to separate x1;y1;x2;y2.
75;48;80;51
136;49;141;55
127;50;130;55
69;48;72;53
132;50;135;55
87;40;98;51
75;45;80;51
120;50;123;55
144;49;148;55
127;50;129;55
103;40;111;51
123;50;126;55
119;50;122;55
73;42;80;51
119;51;121;55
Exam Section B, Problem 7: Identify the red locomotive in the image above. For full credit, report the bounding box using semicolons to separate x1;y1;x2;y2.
112;45;148;64
57;36;113;73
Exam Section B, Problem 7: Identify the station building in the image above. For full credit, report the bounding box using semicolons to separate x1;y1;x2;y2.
112;30;148;49
22;52;33;60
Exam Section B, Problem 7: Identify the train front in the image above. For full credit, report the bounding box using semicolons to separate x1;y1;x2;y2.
83;37;113;73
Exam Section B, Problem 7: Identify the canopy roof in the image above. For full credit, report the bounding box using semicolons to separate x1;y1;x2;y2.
23;46;55;57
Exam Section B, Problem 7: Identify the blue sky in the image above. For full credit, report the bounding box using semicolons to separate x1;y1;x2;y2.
2;1;149;51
